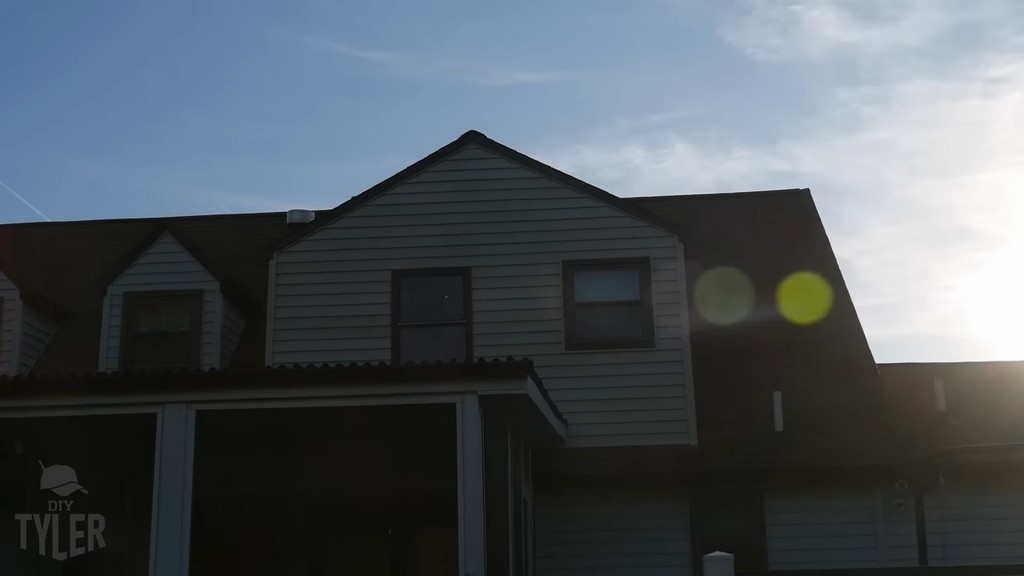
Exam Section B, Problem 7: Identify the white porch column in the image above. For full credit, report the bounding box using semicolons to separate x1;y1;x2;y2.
149;403;196;576
458;394;487;576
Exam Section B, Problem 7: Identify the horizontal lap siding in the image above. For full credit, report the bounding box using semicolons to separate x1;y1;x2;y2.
928;473;1024;565
0;272;18;375
273;145;691;447
17;305;57;374
766;486;912;569
103;233;221;371
535;490;691;576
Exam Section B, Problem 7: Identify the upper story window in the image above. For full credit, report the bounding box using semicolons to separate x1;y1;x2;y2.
122;291;202;370
562;258;654;350
392;268;472;364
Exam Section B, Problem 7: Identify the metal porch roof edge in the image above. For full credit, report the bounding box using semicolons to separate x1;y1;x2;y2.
0;357;566;424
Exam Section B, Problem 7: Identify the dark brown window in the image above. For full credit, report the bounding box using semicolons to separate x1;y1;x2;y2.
562;258;654;350
121;291;202;370
392;268;472;364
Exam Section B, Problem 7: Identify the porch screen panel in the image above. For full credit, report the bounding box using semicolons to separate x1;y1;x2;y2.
0;414;157;574
189;403;458;576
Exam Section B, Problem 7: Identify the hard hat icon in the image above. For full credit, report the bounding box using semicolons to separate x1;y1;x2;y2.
39;461;89;497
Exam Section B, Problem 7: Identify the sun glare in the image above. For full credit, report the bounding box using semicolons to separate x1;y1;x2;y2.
961;241;1024;359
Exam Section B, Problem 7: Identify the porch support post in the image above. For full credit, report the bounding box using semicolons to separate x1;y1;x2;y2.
149;403;196;576
459;394;487;576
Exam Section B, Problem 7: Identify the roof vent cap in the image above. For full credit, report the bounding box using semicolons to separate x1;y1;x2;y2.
286;209;315;225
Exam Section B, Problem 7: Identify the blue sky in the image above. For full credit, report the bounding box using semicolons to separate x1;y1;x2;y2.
1;1;1022;362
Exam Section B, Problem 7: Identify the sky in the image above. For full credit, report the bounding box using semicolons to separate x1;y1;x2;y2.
1;0;1022;363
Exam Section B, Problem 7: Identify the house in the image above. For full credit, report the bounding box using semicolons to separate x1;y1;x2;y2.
0;130;1020;575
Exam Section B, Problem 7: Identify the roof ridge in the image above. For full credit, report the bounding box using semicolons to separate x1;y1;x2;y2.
0;210;287;228
626;188;809;201
881;360;1024;367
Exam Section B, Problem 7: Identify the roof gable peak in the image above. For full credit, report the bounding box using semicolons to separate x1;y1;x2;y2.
271;130;680;252
102;225;217;289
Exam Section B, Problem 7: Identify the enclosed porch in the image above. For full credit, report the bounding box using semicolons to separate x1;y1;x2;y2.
0;360;565;576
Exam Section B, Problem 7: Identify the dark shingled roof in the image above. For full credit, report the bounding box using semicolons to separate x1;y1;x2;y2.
0;212;293;373
628;191;886;467
879;361;1024;460
0;136;886;468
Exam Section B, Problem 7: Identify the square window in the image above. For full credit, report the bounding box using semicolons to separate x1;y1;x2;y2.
392;269;471;364
399;275;465;323
121;292;202;370
563;259;654;350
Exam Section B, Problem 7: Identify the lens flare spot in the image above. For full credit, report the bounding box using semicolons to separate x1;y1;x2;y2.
695;267;755;325
777;271;833;325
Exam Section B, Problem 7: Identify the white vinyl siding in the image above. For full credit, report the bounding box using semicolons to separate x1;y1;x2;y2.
272;144;692;447
766;485;918;569
221;300;246;367
927;471;1024;565
535;490;691;576
0;270;19;376
100;232;221;371
17;304;57;375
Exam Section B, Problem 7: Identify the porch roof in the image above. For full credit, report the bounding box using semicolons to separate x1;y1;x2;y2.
0;358;567;441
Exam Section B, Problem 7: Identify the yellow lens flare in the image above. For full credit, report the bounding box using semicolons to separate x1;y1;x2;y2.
777;271;834;325
695;266;756;325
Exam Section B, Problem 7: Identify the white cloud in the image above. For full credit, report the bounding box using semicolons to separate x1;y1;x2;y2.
719;0;956;62
299;37;564;87
544;45;1024;362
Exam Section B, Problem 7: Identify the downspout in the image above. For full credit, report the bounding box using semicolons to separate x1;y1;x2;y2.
913;481;929;566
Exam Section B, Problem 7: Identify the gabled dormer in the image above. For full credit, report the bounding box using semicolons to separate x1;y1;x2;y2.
98;228;246;372
0;268;59;376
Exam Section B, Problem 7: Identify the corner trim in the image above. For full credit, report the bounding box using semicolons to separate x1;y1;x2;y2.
914;483;929;566
9;299;24;376
265;256;277;366
676;241;699;446
98;293;112;372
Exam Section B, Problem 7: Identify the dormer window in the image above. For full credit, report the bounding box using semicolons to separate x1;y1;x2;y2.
122;291;202;370
98;229;246;373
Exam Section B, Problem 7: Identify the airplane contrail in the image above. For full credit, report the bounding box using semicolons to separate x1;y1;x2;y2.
0;178;50;221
